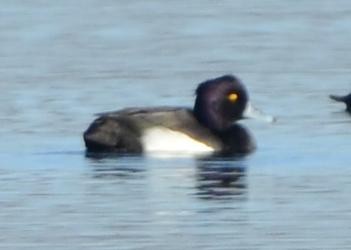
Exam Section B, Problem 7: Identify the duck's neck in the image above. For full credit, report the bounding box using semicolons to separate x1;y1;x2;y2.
193;99;229;133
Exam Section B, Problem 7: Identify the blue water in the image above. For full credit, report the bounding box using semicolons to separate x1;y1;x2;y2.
1;1;351;249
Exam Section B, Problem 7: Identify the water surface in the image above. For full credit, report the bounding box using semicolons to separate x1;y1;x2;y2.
1;1;351;249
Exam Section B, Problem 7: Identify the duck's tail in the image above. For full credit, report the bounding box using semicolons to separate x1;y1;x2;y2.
83;117;120;152
83;117;142;153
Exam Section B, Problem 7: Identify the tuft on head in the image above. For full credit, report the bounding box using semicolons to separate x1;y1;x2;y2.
196;75;241;96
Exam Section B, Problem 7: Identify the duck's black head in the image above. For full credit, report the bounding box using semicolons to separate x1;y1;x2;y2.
194;75;249;132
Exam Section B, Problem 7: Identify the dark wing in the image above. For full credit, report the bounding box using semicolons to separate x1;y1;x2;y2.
84;107;222;152
84;107;182;153
114;107;223;150
95;107;184;117
96;107;197;130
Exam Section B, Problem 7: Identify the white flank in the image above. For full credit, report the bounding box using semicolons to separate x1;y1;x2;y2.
141;127;215;155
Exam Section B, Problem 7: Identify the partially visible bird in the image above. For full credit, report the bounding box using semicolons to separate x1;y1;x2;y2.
330;93;351;112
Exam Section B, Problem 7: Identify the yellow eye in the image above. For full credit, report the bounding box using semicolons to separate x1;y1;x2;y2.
228;93;238;102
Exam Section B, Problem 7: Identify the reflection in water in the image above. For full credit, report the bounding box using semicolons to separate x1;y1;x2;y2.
86;151;248;199
92;164;145;179
86;153;146;179
195;157;247;200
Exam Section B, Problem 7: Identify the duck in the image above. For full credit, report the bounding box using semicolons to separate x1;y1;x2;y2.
330;93;351;112
83;75;273;156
